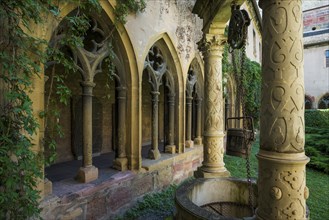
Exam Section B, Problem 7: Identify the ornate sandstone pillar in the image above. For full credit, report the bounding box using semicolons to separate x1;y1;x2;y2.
256;0;309;219
194;97;203;145
148;91;161;159
195;33;230;178
76;81;98;183
113;86;128;171
185;95;194;148
165;94;176;154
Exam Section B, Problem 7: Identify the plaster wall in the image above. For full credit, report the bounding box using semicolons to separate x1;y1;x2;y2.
124;0;203;77
304;44;329;107
243;3;262;64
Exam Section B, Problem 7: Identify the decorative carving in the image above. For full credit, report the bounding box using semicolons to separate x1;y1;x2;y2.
144;46;167;91
196;31;228;177
304;186;309;199
260;0;304;153
270;187;282;200
186;68;197;98
257;153;308;220
203;137;223;164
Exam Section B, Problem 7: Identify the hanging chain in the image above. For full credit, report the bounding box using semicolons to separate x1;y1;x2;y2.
240;44;254;215
228;2;254;215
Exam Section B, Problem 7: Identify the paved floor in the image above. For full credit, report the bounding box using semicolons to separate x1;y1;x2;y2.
45;144;165;182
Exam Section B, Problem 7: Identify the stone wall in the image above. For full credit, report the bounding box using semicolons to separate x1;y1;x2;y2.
40;146;203;219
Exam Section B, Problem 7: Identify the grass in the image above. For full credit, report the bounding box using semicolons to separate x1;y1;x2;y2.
117;137;329;220
305;127;329;173
115;185;177;220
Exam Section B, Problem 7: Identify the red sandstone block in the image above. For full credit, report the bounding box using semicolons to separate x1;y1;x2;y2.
192;158;201;169
86;197;107;220
173;163;184;172
107;187;132;211
183;161;192;170
132;175;153;197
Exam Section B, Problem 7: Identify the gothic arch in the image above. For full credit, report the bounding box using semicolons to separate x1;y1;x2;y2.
318;93;329;109
304;94;313;110
141;33;185;154
185;57;204;146
41;2;140;188
225;73;237;128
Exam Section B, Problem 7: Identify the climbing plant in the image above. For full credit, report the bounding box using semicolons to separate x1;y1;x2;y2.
0;0;145;218
222;44;261;125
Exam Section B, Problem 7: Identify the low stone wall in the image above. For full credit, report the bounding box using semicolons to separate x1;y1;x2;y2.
40;146;203;220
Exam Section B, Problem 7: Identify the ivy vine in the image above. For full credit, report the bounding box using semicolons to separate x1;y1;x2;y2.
222;44;261;126
0;0;145;218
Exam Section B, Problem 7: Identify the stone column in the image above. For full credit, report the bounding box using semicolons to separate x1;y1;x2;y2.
113;87;128;171
194;97;202;145
185;96;194;148
256;1;309;219
165;94;176;154
76;81;98;183
195;33;230;178
148;91;161;159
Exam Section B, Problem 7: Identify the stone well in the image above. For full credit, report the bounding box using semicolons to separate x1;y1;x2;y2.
175;177;257;220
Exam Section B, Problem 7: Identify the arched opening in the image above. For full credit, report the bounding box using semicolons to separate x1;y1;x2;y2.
318;93;329;109
141;40;179;160
185;60;204;147
305;95;313;109
44;8;132;183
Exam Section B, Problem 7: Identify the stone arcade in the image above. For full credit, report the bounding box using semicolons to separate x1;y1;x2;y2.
13;0;309;219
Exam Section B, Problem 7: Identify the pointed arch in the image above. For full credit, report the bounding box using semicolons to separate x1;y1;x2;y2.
141;33;185;153
40;1;141;174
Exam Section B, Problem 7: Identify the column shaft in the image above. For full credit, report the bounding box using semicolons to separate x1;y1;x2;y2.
195;34;229;178
76;81;98;183
194;97;202;145
256;1;309;219
185;96;193;148
113;87;128;171
82;82;94;167
165;94;176;154
148;91;161;159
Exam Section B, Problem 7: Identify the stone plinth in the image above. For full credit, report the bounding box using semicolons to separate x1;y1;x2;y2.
76;165;98;183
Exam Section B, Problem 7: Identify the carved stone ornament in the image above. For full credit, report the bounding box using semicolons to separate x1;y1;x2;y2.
260;0;304;154
198;33;226;56
144;46;167;91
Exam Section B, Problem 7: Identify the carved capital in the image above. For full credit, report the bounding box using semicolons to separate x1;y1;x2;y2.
80;81;95;96
116;86;127;99
198;34;226;57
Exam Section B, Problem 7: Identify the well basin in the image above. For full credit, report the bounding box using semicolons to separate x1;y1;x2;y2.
175;177;257;220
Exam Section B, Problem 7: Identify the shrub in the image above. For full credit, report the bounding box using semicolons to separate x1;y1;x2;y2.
305;127;329;174
305;109;329;128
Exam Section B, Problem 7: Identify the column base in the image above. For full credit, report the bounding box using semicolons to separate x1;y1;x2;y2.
194;137;202;145
44;178;52;196
194;166;230;178
186;140;194;148
113;157;128;171
148;148;161;160
76;165;98;183
165;145;176;154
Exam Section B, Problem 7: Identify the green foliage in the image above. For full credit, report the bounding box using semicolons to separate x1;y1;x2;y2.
306;168;329;219
243;58;261;121
305;127;329;174
305;109;329;128
0;0;146;218
114;0;146;24
117;185;177;220
223;44;261;125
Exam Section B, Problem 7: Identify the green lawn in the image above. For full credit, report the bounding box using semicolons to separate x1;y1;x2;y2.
224;138;329;220
118;138;329;220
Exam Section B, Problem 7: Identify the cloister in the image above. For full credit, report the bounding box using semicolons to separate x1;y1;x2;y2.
21;0;310;219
